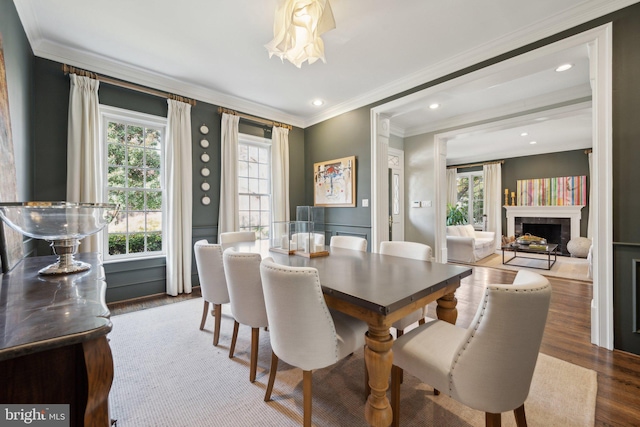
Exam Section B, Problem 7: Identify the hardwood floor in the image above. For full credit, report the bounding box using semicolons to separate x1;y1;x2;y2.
107;265;640;426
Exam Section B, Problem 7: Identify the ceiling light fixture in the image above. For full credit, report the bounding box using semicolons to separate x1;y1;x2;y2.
265;0;336;68
555;63;573;72
429;103;440;110
520;132;528;136
530;141;537;145
312;99;324;106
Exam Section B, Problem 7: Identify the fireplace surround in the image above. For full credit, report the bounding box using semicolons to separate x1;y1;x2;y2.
505;206;585;256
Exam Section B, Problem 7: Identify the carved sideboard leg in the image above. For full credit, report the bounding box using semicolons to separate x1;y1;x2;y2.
83;336;114;427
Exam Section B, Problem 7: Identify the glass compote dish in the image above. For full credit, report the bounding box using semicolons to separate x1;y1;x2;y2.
0;202;119;275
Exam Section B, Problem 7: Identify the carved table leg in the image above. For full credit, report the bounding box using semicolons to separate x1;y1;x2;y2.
364;325;394;427
436;291;458;325
83;336;114;427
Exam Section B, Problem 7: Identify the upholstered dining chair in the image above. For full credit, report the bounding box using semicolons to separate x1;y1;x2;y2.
193;240;229;346
378;241;433;337
390;270;551;427
223;248;268;383
259;258;369;427
219;231;256;244
329;235;367;252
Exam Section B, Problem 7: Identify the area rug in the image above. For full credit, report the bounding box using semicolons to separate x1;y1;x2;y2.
108;298;597;427
471;252;591;282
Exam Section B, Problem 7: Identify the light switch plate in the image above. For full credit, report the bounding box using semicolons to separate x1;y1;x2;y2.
362;199;369;207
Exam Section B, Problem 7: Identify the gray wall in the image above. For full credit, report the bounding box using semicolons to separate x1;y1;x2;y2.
0;0;33;203
30;57;306;302
404;132;437;250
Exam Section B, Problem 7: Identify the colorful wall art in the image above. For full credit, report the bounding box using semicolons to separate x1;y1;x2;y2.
313;156;356;207
517;175;587;206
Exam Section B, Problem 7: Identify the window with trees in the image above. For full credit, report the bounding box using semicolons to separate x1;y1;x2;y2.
102;106;166;259
238;134;271;240
457;171;485;229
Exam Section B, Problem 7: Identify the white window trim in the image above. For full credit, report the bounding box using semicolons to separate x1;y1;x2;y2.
457;171;484;228
238;133;272;240
100;105;168;262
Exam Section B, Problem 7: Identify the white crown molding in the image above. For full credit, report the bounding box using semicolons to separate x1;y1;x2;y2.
402;85;593;138
15;0;636;130
302;0;637;128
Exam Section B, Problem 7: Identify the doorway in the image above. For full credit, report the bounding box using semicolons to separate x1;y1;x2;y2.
388;148;405;241
370;24;613;349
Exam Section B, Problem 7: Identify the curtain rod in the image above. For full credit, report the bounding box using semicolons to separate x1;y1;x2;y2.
218;107;292;130
447;159;504;169
62;64;196;106
585;149;592;154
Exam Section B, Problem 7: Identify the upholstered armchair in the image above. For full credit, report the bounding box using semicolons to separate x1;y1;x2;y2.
223;249;268;383
259;258;368;427
193;240;229;346
219;231;256;244
391;270;551;427
378;241;433;336
446;224;496;263
330;235;367;251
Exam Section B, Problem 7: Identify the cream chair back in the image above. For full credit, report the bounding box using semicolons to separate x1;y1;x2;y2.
194;240;229;305
219;231;256;244
222;249;267;328
450;271;551;414
379;241;432;261
260;258;342;371
330;235;367;252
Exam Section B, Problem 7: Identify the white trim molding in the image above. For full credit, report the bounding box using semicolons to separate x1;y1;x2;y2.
504;205;585;240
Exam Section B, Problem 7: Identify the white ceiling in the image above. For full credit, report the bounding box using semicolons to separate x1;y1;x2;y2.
13;0;636;162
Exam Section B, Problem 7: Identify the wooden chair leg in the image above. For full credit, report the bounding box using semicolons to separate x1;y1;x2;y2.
433;388;440;396
213;304;222;346
485;412;501;427
229;321;239;358
303;370;312;427
418;318;426;326
199;301;209;330
264;351;279;402
513;404;527;427
250;327;259;382
396;330;404;384
391;365;402;427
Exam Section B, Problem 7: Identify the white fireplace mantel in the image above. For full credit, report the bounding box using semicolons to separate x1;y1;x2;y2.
504;205;585;240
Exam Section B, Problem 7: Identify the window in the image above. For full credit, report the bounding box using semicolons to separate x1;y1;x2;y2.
101;106;167;259
238;134;271;240
456;171;484;229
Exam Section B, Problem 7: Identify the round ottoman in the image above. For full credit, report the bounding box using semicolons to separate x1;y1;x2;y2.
567;237;592;258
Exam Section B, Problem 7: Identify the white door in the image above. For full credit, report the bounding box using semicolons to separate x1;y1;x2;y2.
388;148;404;241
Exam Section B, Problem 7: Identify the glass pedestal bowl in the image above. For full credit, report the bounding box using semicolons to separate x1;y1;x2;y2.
0;202;119;275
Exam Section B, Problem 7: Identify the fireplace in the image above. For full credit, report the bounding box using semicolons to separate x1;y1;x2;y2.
504;205;585;257
515;217;571;255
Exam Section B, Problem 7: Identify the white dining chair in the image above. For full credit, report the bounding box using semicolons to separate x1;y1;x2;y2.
219;231;256;244
390;270;551;427
193;240;229;346
223;248;268;383
259;258;368;427
330;235;367;252
379;241;433;337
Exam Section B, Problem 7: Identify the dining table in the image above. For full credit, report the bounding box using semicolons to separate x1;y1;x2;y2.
224;241;473;427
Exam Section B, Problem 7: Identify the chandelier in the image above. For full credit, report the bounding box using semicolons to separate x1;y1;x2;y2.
265;0;336;68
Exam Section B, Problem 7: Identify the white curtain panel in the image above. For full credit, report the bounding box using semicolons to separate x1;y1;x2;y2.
218;113;240;237
165;99;193;296
66;74;102;253
446;168;458;206
588;152;593;239
483;163;502;249
271;126;290;222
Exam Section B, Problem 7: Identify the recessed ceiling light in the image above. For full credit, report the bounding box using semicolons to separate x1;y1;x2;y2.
429;103;440;110
530;141;537;145
312;99;324;106
555;63;573;72
520;132;528;137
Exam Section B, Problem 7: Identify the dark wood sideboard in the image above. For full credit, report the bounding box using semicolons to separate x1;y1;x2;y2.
0;253;113;426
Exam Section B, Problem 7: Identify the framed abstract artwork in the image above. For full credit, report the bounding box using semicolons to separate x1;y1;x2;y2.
313;156;356;207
